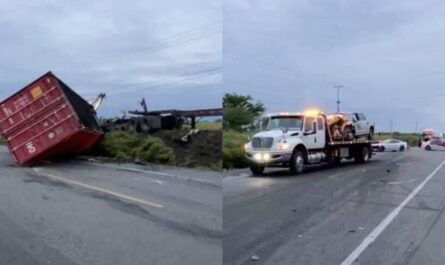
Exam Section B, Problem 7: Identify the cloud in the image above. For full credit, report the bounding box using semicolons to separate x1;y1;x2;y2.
0;0;221;117
225;0;445;132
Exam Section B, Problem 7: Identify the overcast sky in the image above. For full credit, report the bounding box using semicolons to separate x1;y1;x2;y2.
0;0;221;117
224;0;445;133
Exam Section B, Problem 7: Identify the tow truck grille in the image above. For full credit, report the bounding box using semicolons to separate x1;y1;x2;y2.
252;137;274;148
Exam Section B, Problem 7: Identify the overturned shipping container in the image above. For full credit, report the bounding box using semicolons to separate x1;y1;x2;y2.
0;72;103;165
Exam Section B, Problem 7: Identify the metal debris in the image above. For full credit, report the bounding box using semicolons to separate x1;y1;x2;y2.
250;255;260;261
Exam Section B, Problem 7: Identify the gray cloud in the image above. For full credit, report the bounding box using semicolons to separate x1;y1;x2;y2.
224;0;445;132
0;0;221;117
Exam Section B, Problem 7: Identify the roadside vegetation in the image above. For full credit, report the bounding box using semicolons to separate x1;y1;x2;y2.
0;136;3;145
92;121;222;170
223;130;250;168
223;93;264;169
95;131;176;164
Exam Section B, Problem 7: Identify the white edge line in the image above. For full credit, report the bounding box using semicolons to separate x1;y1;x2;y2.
89;162;216;186
224;173;250;181
340;159;445;265
33;168;164;209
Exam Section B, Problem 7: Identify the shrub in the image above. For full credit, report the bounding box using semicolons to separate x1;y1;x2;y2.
97;131;140;157
96;131;175;164
223;130;250;169
134;137;175;164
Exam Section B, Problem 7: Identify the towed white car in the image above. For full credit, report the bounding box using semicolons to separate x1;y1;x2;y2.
372;139;408;152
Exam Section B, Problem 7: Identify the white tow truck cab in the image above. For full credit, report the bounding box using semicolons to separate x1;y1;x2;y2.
245;110;374;175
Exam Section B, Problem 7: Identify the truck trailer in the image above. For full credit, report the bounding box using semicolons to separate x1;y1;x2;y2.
244;110;375;175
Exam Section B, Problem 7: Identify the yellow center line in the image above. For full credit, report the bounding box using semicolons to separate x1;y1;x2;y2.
33;168;164;209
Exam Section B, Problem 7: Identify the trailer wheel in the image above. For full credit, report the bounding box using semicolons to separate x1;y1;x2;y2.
290;150;305;174
249;165;265;176
355;146;370;163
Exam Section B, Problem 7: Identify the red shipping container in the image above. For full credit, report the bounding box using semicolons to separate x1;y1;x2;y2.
0;72;103;165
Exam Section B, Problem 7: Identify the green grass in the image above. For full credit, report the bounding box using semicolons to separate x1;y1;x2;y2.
94;131;175;164
374;132;419;147
223;130;250;169
183;121;222;131
92;129;221;170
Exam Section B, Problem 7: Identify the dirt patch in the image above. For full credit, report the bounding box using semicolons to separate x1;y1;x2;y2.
152;129;222;170
88;128;221;170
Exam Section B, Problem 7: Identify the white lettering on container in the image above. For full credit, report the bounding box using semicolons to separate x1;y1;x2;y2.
26;142;36;154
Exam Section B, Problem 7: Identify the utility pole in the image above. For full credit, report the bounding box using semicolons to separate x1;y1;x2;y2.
390;120;393;137
334;85;344;113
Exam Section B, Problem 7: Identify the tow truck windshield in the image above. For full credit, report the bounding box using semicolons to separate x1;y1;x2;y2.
264;116;304;131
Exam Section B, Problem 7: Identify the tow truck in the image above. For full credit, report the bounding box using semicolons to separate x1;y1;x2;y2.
244;110;376;175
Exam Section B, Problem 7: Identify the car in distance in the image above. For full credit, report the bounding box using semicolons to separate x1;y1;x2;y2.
422;139;445;151
341;112;374;140
372;139;408;152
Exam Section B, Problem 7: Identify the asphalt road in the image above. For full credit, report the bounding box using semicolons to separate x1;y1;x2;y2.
0;146;221;265
224;148;445;265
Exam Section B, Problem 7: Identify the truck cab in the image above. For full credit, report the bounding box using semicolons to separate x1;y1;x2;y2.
245;110;372;175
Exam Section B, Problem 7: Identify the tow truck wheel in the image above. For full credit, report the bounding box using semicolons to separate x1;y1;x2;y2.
399;145;405;152
290;150;305;175
355;146;370;163
249;165;265;176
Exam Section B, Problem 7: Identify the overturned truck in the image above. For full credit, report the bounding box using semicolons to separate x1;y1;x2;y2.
101;106;222;133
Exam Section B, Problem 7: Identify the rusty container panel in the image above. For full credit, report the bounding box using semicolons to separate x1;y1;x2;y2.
0;72;102;165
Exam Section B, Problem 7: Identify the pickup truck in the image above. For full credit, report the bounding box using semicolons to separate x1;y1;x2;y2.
340;112;374;140
245;110;375;175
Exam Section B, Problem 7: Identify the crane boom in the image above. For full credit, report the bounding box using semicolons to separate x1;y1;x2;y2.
89;93;106;111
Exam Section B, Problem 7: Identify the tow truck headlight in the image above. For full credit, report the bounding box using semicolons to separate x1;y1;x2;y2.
277;143;290;150
253;153;271;161
253;153;262;160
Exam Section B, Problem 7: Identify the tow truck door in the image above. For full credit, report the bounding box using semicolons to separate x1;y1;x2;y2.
303;115;325;150
315;115;326;149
